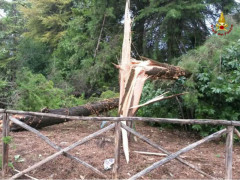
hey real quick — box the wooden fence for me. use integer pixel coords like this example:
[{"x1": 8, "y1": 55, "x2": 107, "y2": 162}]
[{"x1": 1, "y1": 108, "x2": 240, "y2": 179}]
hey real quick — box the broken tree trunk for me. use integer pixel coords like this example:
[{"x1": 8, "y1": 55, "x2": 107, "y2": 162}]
[
  {"x1": 139, "y1": 56, "x2": 191, "y2": 80},
  {"x1": 9, "y1": 98, "x2": 119, "y2": 131},
  {"x1": 118, "y1": 0, "x2": 133, "y2": 164},
  {"x1": 116, "y1": 0, "x2": 191, "y2": 164}
]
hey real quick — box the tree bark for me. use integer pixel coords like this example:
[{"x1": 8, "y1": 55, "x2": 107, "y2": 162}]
[
  {"x1": 139, "y1": 56, "x2": 191, "y2": 80},
  {"x1": 8, "y1": 62, "x2": 190, "y2": 131},
  {"x1": 10, "y1": 98, "x2": 119, "y2": 131}
]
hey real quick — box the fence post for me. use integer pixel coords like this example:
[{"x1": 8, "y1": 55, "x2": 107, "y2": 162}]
[
  {"x1": 2, "y1": 113, "x2": 10, "y2": 177},
  {"x1": 112, "y1": 122, "x2": 121, "y2": 179},
  {"x1": 225, "y1": 126, "x2": 233, "y2": 179}
]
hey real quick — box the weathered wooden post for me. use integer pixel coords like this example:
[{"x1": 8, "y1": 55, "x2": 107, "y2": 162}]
[
  {"x1": 2, "y1": 112, "x2": 10, "y2": 177},
  {"x1": 225, "y1": 126, "x2": 233, "y2": 179},
  {"x1": 113, "y1": 122, "x2": 121, "y2": 179}
]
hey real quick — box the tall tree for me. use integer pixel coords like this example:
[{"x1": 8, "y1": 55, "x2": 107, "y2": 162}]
[
  {"x1": 0, "y1": 0, "x2": 25, "y2": 108},
  {"x1": 20, "y1": 0, "x2": 73, "y2": 48},
  {"x1": 0, "y1": 0, "x2": 24, "y2": 70},
  {"x1": 132, "y1": 0, "x2": 236, "y2": 62},
  {"x1": 52, "y1": 0, "x2": 125, "y2": 94}
]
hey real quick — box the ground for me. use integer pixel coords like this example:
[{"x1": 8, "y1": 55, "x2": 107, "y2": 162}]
[{"x1": 1, "y1": 120, "x2": 240, "y2": 179}]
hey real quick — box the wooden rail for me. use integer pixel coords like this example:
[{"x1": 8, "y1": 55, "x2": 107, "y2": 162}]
[
  {"x1": 9, "y1": 117, "x2": 108, "y2": 179},
  {"x1": 1, "y1": 109, "x2": 240, "y2": 126},
  {"x1": 128, "y1": 128, "x2": 227, "y2": 180},
  {"x1": 1, "y1": 109, "x2": 239, "y2": 179}
]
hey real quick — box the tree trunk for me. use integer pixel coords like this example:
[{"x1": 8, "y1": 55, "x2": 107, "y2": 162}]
[
  {"x1": 8, "y1": 62, "x2": 190, "y2": 131},
  {"x1": 10, "y1": 98, "x2": 119, "y2": 131}
]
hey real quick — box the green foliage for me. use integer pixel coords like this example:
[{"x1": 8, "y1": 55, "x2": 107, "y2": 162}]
[
  {"x1": 14, "y1": 69, "x2": 63, "y2": 111},
  {"x1": 100, "y1": 90, "x2": 119, "y2": 99},
  {"x1": 137, "y1": 78, "x2": 187, "y2": 118},
  {"x1": 86, "y1": 89, "x2": 119, "y2": 103},
  {"x1": 134, "y1": 0, "x2": 231, "y2": 61},
  {"x1": 8, "y1": 162, "x2": 14, "y2": 169},
  {"x1": 20, "y1": 0, "x2": 73, "y2": 48},
  {"x1": 2, "y1": 136, "x2": 12, "y2": 144},
  {"x1": 0, "y1": 0, "x2": 25, "y2": 70},
  {"x1": 0, "y1": 79, "x2": 15, "y2": 108},
  {"x1": 0, "y1": 80, "x2": 7, "y2": 90},
  {"x1": 0, "y1": 155, "x2": 14, "y2": 170},
  {"x1": 176, "y1": 19, "x2": 240, "y2": 135},
  {"x1": 137, "y1": 81, "x2": 165, "y2": 118},
  {"x1": 14, "y1": 69, "x2": 86, "y2": 111},
  {"x1": 137, "y1": 81, "x2": 181, "y2": 128},
  {"x1": 17, "y1": 38, "x2": 51, "y2": 75},
  {"x1": 14, "y1": 155, "x2": 25, "y2": 163},
  {"x1": 52, "y1": 0, "x2": 123, "y2": 93},
  {"x1": 0, "y1": 0, "x2": 26, "y2": 108},
  {"x1": 136, "y1": 18, "x2": 240, "y2": 135}
]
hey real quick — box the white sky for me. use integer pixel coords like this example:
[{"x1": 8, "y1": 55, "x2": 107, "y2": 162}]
[
  {"x1": 0, "y1": 0, "x2": 12, "y2": 18},
  {"x1": 0, "y1": 9, "x2": 5, "y2": 18}
]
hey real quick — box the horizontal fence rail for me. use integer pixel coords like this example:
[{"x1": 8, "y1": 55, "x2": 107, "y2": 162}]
[{"x1": 0, "y1": 108, "x2": 240, "y2": 126}]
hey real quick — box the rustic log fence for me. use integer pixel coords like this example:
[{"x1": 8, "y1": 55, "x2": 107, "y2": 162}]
[{"x1": 1, "y1": 108, "x2": 239, "y2": 179}]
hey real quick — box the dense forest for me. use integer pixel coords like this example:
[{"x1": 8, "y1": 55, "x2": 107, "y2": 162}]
[{"x1": 0, "y1": 0, "x2": 240, "y2": 135}]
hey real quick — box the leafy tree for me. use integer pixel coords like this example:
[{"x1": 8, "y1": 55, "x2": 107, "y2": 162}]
[
  {"x1": 52, "y1": 0, "x2": 124, "y2": 94},
  {"x1": 133, "y1": 0, "x2": 236, "y2": 61},
  {"x1": 13, "y1": 69, "x2": 87, "y2": 111},
  {"x1": 0, "y1": 0, "x2": 25, "y2": 70},
  {"x1": 0, "y1": 0, "x2": 26, "y2": 108},
  {"x1": 20, "y1": 0, "x2": 73, "y2": 48},
  {"x1": 177, "y1": 18, "x2": 240, "y2": 135},
  {"x1": 14, "y1": 69, "x2": 64, "y2": 111},
  {"x1": 17, "y1": 38, "x2": 51, "y2": 76},
  {"x1": 136, "y1": 17, "x2": 240, "y2": 135}
]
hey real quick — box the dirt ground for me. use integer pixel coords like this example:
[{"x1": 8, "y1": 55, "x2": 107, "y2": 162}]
[{"x1": 1, "y1": 120, "x2": 240, "y2": 179}]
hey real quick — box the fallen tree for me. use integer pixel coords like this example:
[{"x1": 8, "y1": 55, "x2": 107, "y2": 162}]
[
  {"x1": 10, "y1": 98, "x2": 119, "y2": 131},
  {"x1": 7, "y1": 62, "x2": 190, "y2": 131}
]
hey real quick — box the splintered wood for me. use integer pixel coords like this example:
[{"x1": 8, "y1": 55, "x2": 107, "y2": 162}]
[
  {"x1": 117, "y1": 0, "x2": 190, "y2": 165},
  {"x1": 118, "y1": 0, "x2": 132, "y2": 164}
]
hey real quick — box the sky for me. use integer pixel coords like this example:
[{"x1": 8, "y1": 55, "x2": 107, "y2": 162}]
[
  {"x1": 0, "y1": 9, "x2": 5, "y2": 18},
  {"x1": 0, "y1": 0, "x2": 11, "y2": 17}
]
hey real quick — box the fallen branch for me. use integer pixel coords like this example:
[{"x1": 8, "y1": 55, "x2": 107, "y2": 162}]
[
  {"x1": 130, "y1": 92, "x2": 187, "y2": 109},
  {"x1": 133, "y1": 151, "x2": 167, "y2": 157},
  {"x1": 12, "y1": 169, "x2": 39, "y2": 180}
]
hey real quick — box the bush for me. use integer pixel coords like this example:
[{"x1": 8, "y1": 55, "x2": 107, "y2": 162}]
[{"x1": 14, "y1": 69, "x2": 86, "y2": 111}]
